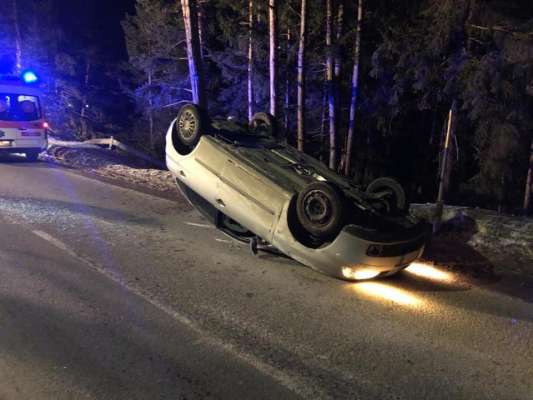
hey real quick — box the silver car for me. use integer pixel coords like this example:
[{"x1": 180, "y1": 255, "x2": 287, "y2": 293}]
[{"x1": 165, "y1": 103, "x2": 429, "y2": 280}]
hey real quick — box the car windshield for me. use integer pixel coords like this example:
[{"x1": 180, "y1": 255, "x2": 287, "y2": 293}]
[{"x1": 0, "y1": 93, "x2": 41, "y2": 121}]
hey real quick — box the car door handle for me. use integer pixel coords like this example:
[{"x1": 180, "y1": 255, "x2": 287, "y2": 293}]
[{"x1": 216, "y1": 198, "x2": 226, "y2": 208}]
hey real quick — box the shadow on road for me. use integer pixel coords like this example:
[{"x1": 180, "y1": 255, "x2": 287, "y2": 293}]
[
  {"x1": 0, "y1": 153, "x2": 58, "y2": 168},
  {"x1": 0, "y1": 245, "x2": 268, "y2": 400}
]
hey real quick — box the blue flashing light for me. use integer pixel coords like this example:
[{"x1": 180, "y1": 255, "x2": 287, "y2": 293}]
[{"x1": 21, "y1": 70, "x2": 39, "y2": 84}]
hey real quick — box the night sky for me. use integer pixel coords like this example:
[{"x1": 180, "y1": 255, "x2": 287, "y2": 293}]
[{"x1": 56, "y1": 0, "x2": 135, "y2": 61}]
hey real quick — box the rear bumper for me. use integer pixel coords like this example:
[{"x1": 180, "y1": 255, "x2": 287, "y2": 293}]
[{"x1": 0, "y1": 139, "x2": 47, "y2": 153}]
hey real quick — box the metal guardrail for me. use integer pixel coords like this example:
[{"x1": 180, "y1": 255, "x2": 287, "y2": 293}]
[{"x1": 48, "y1": 137, "x2": 166, "y2": 169}]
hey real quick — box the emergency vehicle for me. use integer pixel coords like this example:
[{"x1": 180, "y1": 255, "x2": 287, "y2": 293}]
[{"x1": 0, "y1": 71, "x2": 48, "y2": 161}]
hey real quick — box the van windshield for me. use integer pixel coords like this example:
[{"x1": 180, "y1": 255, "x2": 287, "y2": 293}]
[{"x1": 0, "y1": 93, "x2": 41, "y2": 121}]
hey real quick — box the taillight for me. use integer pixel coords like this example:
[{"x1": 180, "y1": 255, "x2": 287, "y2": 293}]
[{"x1": 42, "y1": 121, "x2": 49, "y2": 129}]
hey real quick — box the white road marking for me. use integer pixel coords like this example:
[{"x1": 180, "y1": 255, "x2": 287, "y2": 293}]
[
  {"x1": 215, "y1": 238, "x2": 232, "y2": 243},
  {"x1": 28, "y1": 226, "x2": 326, "y2": 399},
  {"x1": 184, "y1": 222, "x2": 213, "y2": 228}
]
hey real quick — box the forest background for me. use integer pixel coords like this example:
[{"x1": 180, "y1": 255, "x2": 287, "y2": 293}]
[{"x1": 0, "y1": 0, "x2": 532, "y2": 212}]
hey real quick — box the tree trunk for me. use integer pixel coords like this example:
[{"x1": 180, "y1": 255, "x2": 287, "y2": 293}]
[
  {"x1": 326, "y1": 0, "x2": 336, "y2": 169},
  {"x1": 269, "y1": 0, "x2": 278, "y2": 117},
  {"x1": 334, "y1": 3, "x2": 343, "y2": 80},
  {"x1": 197, "y1": 0, "x2": 205, "y2": 62},
  {"x1": 181, "y1": 0, "x2": 207, "y2": 109},
  {"x1": 320, "y1": 75, "x2": 327, "y2": 161},
  {"x1": 344, "y1": 0, "x2": 363, "y2": 176},
  {"x1": 147, "y1": 69, "x2": 155, "y2": 150},
  {"x1": 12, "y1": 0, "x2": 22, "y2": 74},
  {"x1": 334, "y1": 2, "x2": 344, "y2": 172},
  {"x1": 284, "y1": 27, "x2": 291, "y2": 131},
  {"x1": 523, "y1": 136, "x2": 533, "y2": 213},
  {"x1": 247, "y1": 0, "x2": 254, "y2": 123},
  {"x1": 80, "y1": 59, "x2": 92, "y2": 140},
  {"x1": 296, "y1": 0, "x2": 308, "y2": 152}
]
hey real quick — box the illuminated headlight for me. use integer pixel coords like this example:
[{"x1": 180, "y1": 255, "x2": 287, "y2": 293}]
[{"x1": 342, "y1": 267, "x2": 380, "y2": 281}]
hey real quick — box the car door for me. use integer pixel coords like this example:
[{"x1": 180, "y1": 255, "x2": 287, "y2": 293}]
[{"x1": 217, "y1": 155, "x2": 283, "y2": 242}]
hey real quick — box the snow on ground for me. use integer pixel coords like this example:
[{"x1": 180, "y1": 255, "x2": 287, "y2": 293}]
[
  {"x1": 412, "y1": 204, "x2": 533, "y2": 284},
  {"x1": 43, "y1": 144, "x2": 178, "y2": 198}
]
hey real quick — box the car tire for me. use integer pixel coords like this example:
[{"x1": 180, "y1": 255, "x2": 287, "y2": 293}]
[
  {"x1": 25, "y1": 150, "x2": 39, "y2": 162},
  {"x1": 365, "y1": 177, "x2": 408, "y2": 213},
  {"x1": 250, "y1": 112, "x2": 276, "y2": 137},
  {"x1": 175, "y1": 103, "x2": 206, "y2": 148},
  {"x1": 296, "y1": 182, "x2": 344, "y2": 240}
]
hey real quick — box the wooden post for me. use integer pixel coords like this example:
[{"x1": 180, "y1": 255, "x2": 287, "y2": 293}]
[
  {"x1": 296, "y1": 0, "x2": 308, "y2": 152},
  {"x1": 434, "y1": 103, "x2": 455, "y2": 233},
  {"x1": 523, "y1": 137, "x2": 533, "y2": 214}
]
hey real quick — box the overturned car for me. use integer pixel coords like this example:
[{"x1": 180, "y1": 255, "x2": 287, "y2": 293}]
[{"x1": 166, "y1": 103, "x2": 430, "y2": 280}]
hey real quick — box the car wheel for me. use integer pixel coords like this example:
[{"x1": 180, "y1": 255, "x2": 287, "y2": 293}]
[
  {"x1": 296, "y1": 182, "x2": 344, "y2": 240},
  {"x1": 366, "y1": 177, "x2": 408, "y2": 213},
  {"x1": 25, "y1": 150, "x2": 39, "y2": 162},
  {"x1": 175, "y1": 103, "x2": 205, "y2": 148},
  {"x1": 250, "y1": 112, "x2": 276, "y2": 137}
]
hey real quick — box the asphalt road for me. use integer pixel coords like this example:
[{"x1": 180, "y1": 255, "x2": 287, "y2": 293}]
[{"x1": 0, "y1": 157, "x2": 532, "y2": 400}]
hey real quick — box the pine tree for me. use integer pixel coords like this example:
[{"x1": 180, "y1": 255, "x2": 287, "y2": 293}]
[{"x1": 123, "y1": 0, "x2": 186, "y2": 149}]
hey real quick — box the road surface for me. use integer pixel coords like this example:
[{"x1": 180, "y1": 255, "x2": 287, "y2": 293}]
[{"x1": 0, "y1": 157, "x2": 532, "y2": 399}]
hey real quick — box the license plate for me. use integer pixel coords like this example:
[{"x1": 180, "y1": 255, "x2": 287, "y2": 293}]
[{"x1": 0, "y1": 140, "x2": 12, "y2": 148}]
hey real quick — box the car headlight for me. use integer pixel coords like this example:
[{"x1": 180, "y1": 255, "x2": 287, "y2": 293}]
[{"x1": 342, "y1": 267, "x2": 380, "y2": 281}]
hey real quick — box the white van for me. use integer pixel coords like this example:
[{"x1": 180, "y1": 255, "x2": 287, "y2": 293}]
[{"x1": 0, "y1": 77, "x2": 48, "y2": 161}]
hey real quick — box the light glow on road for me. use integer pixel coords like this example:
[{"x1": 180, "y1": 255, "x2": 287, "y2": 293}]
[
  {"x1": 354, "y1": 282, "x2": 421, "y2": 307},
  {"x1": 406, "y1": 262, "x2": 454, "y2": 282}
]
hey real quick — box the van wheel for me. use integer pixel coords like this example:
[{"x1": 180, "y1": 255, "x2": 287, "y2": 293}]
[{"x1": 25, "y1": 151, "x2": 39, "y2": 162}]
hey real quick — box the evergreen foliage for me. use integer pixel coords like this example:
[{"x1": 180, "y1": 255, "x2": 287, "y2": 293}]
[{"x1": 1, "y1": 0, "x2": 531, "y2": 211}]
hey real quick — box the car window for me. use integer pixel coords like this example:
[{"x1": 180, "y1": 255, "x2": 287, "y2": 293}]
[{"x1": 0, "y1": 93, "x2": 41, "y2": 121}]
